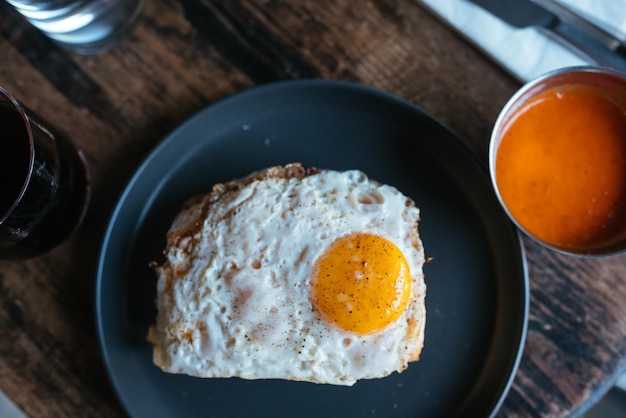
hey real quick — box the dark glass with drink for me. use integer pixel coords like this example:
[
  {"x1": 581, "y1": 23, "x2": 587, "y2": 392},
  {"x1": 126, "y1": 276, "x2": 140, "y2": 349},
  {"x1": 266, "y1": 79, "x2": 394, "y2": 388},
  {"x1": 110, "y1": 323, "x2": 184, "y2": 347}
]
[{"x1": 0, "y1": 87, "x2": 90, "y2": 259}]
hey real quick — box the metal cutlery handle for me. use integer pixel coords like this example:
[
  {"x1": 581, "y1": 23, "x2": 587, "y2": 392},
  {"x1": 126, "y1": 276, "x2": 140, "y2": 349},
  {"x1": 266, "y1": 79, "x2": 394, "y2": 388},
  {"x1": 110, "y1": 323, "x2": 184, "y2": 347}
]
[
  {"x1": 529, "y1": 0, "x2": 626, "y2": 72},
  {"x1": 530, "y1": 0, "x2": 626, "y2": 53}
]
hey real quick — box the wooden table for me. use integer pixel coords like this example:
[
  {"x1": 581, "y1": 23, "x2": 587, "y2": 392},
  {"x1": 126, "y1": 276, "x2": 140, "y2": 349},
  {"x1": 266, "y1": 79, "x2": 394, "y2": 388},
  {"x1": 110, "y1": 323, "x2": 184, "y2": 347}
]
[{"x1": 1, "y1": 1, "x2": 626, "y2": 416}]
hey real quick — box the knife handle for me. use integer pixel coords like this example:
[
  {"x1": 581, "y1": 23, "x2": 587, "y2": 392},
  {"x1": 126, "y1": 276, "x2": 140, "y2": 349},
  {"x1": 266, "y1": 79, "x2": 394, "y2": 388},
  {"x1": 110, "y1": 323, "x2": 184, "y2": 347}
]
[
  {"x1": 545, "y1": 22, "x2": 626, "y2": 74},
  {"x1": 531, "y1": 0, "x2": 626, "y2": 54}
]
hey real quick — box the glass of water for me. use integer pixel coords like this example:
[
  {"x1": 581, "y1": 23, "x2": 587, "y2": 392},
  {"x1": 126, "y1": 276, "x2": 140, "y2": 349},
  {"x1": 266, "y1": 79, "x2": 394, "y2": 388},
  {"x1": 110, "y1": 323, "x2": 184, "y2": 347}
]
[{"x1": 5, "y1": 0, "x2": 144, "y2": 53}]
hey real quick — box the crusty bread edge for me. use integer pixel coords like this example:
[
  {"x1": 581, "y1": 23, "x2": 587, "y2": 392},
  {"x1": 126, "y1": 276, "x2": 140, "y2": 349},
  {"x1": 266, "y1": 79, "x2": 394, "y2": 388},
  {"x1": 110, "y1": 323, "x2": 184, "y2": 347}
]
[{"x1": 409, "y1": 305, "x2": 426, "y2": 362}]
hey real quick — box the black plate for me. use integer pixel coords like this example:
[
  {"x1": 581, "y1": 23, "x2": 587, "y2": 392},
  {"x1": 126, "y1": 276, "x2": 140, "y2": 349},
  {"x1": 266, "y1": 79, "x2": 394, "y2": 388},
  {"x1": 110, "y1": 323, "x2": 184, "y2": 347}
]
[{"x1": 96, "y1": 80, "x2": 528, "y2": 418}]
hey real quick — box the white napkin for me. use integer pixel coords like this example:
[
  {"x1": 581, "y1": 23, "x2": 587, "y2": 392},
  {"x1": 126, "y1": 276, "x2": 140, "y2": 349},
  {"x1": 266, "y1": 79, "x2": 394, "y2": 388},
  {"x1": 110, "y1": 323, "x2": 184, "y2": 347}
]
[
  {"x1": 0, "y1": 391, "x2": 26, "y2": 418},
  {"x1": 420, "y1": 0, "x2": 626, "y2": 82}
]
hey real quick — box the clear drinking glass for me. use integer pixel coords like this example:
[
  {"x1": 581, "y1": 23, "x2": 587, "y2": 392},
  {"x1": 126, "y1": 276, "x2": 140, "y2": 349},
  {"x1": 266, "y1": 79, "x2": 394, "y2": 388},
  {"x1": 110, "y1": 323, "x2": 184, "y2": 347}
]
[
  {"x1": 0, "y1": 87, "x2": 91, "y2": 259},
  {"x1": 5, "y1": 0, "x2": 144, "y2": 53}
]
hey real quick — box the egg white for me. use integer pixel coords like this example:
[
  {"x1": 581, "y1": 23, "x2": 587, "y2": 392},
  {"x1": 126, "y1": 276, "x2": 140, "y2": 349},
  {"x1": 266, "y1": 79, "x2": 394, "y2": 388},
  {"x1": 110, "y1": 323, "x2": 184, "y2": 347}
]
[{"x1": 150, "y1": 168, "x2": 425, "y2": 385}]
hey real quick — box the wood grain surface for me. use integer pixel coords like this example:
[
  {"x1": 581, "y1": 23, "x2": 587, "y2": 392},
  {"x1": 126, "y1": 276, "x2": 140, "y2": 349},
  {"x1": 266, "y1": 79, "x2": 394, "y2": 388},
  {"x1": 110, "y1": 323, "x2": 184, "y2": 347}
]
[{"x1": 1, "y1": 0, "x2": 626, "y2": 417}]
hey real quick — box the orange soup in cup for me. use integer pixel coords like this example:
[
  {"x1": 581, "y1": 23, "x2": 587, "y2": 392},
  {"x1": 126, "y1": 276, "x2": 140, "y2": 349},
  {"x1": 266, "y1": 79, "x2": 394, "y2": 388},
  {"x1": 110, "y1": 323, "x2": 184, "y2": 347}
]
[{"x1": 490, "y1": 67, "x2": 626, "y2": 256}]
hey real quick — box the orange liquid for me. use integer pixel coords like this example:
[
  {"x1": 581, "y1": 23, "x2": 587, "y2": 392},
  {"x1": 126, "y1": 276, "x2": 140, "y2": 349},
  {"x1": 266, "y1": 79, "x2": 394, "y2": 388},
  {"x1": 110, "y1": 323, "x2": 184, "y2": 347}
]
[{"x1": 495, "y1": 85, "x2": 626, "y2": 250}]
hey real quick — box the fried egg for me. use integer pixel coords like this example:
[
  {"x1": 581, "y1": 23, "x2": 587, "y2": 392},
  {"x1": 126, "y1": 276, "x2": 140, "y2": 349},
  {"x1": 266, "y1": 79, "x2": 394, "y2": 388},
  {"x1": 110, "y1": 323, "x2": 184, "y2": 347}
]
[{"x1": 148, "y1": 164, "x2": 426, "y2": 386}]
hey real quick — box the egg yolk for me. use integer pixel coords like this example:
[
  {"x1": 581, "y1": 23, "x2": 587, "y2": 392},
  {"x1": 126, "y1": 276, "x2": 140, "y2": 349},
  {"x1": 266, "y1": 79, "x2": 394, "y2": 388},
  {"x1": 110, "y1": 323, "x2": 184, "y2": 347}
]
[{"x1": 311, "y1": 233, "x2": 412, "y2": 335}]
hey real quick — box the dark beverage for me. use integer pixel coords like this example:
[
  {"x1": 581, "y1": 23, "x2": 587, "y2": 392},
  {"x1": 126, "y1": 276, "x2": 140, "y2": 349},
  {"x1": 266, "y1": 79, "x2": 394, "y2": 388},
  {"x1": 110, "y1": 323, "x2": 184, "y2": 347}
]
[
  {"x1": 0, "y1": 104, "x2": 31, "y2": 217},
  {"x1": 0, "y1": 92, "x2": 90, "y2": 259}
]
